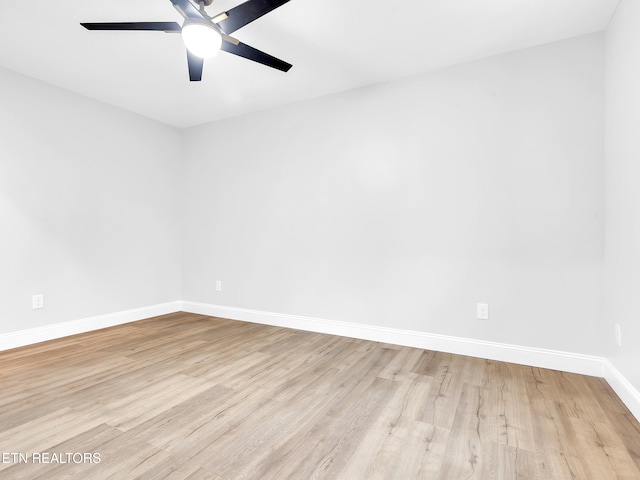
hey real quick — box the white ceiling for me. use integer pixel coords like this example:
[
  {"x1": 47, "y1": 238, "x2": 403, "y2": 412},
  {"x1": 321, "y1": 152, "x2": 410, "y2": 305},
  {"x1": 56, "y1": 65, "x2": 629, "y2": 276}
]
[{"x1": 0, "y1": 0, "x2": 619, "y2": 128}]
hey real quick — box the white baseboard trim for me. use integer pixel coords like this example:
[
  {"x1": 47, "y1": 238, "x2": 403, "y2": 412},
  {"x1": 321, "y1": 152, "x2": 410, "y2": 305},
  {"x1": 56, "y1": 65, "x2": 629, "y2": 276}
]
[
  {"x1": 0, "y1": 301, "x2": 183, "y2": 352},
  {"x1": 602, "y1": 360, "x2": 640, "y2": 422},
  {"x1": 182, "y1": 301, "x2": 606, "y2": 377}
]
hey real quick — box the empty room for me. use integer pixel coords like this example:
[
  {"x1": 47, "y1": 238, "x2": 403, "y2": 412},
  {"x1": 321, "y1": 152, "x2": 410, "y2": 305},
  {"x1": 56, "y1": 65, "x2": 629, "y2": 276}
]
[{"x1": 1, "y1": 0, "x2": 640, "y2": 478}]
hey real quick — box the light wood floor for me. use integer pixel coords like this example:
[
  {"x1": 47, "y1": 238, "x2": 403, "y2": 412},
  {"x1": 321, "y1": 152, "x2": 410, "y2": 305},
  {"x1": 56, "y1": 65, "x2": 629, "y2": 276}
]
[{"x1": 1, "y1": 312, "x2": 639, "y2": 479}]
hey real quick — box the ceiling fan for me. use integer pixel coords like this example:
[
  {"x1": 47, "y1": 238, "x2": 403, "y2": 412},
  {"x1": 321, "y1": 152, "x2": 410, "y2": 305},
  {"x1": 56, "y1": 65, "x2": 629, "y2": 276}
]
[{"x1": 81, "y1": 0, "x2": 293, "y2": 81}]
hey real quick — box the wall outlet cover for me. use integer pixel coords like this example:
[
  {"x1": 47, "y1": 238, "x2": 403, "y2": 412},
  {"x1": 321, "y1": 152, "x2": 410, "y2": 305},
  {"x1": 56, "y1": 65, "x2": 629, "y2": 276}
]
[
  {"x1": 32, "y1": 294, "x2": 44, "y2": 310},
  {"x1": 477, "y1": 303, "x2": 489, "y2": 320},
  {"x1": 615, "y1": 324, "x2": 622, "y2": 347}
]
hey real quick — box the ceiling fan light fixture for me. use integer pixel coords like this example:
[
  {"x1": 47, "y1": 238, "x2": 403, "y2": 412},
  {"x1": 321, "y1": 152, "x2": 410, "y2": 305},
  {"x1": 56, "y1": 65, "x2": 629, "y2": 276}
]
[{"x1": 181, "y1": 21, "x2": 222, "y2": 58}]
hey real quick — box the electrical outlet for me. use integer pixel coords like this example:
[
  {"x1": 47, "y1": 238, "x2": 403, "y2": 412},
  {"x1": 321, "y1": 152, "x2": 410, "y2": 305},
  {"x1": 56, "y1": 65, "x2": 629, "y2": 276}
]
[
  {"x1": 32, "y1": 294, "x2": 44, "y2": 310},
  {"x1": 216, "y1": 280, "x2": 222, "y2": 292},
  {"x1": 477, "y1": 303, "x2": 489, "y2": 320},
  {"x1": 615, "y1": 324, "x2": 622, "y2": 347}
]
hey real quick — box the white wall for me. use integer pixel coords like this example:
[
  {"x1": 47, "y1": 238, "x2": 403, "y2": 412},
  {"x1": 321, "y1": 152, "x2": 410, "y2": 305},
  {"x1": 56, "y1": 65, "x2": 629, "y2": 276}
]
[
  {"x1": 0, "y1": 67, "x2": 182, "y2": 334},
  {"x1": 182, "y1": 34, "x2": 605, "y2": 355},
  {"x1": 0, "y1": 31, "x2": 609, "y2": 366},
  {"x1": 605, "y1": 1, "x2": 640, "y2": 390}
]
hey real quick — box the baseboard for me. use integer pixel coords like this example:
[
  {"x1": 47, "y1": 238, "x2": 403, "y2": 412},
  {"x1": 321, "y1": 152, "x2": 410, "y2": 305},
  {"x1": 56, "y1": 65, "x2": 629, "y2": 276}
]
[
  {"x1": 182, "y1": 301, "x2": 606, "y2": 378},
  {"x1": 0, "y1": 301, "x2": 183, "y2": 352},
  {"x1": 602, "y1": 360, "x2": 640, "y2": 422}
]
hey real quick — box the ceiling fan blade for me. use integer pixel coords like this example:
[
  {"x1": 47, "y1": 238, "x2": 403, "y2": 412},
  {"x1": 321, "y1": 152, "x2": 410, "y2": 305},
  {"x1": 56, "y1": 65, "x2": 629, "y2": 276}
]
[
  {"x1": 81, "y1": 22, "x2": 182, "y2": 32},
  {"x1": 187, "y1": 50, "x2": 204, "y2": 81},
  {"x1": 220, "y1": 37, "x2": 292, "y2": 72},
  {"x1": 170, "y1": 0, "x2": 205, "y2": 20},
  {"x1": 214, "y1": 0, "x2": 291, "y2": 34}
]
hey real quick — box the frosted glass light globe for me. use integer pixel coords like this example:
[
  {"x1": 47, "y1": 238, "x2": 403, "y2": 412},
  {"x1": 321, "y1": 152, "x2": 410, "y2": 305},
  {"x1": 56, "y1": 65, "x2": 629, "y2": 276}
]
[{"x1": 182, "y1": 21, "x2": 222, "y2": 58}]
